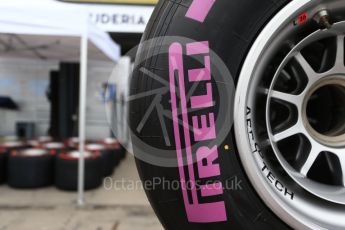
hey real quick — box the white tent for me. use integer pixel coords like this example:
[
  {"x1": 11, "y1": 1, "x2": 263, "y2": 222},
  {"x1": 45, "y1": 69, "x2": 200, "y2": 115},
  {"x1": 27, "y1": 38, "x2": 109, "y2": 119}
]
[
  {"x1": 0, "y1": 0, "x2": 121, "y2": 206},
  {"x1": 0, "y1": 0, "x2": 120, "y2": 61}
]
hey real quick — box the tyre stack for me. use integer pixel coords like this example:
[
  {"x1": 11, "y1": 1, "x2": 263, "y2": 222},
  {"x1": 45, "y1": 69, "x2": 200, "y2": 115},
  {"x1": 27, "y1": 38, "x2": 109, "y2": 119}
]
[
  {"x1": 64, "y1": 137, "x2": 89, "y2": 149},
  {"x1": 86, "y1": 144, "x2": 114, "y2": 176},
  {"x1": 0, "y1": 141, "x2": 27, "y2": 184},
  {"x1": 99, "y1": 138, "x2": 126, "y2": 166},
  {"x1": 7, "y1": 148, "x2": 54, "y2": 188},
  {"x1": 43, "y1": 142, "x2": 67, "y2": 156},
  {"x1": 27, "y1": 136, "x2": 53, "y2": 148},
  {"x1": 55, "y1": 150, "x2": 103, "y2": 191},
  {"x1": 0, "y1": 137, "x2": 124, "y2": 191},
  {"x1": 37, "y1": 136, "x2": 53, "y2": 145},
  {"x1": 0, "y1": 148, "x2": 7, "y2": 184}
]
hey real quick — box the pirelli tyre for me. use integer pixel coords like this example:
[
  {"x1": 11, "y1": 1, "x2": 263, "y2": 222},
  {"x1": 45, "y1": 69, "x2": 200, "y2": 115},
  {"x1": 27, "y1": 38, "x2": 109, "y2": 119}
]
[
  {"x1": 119, "y1": 144, "x2": 127, "y2": 160},
  {"x1": 0, "y1": 141, "x2": 28, "y2": 184},
  {"x1": 7, "y1": 149, "x2": 54, "y2": 188},
  {"x1": 43, "y1": 142, "x2": 67, "y2": 156},
  {"x1": 0, "y1": 148, "x2": 6, "y2": 184},
  {"x1": 129, "y1": 0, "x2": 345, "y2": 229},
  {"x1": 64, "y1": 137, "x2": 91, "y2": 149},
  {"x1": 55, "y1": 151, "x2": 103, "y2": 191},
  {"x1": 99, "y1": 138, "x2": 123, "y2": 167},
  {"x1": 86, "y1": 143, "x2": 115, "y2": 176}
]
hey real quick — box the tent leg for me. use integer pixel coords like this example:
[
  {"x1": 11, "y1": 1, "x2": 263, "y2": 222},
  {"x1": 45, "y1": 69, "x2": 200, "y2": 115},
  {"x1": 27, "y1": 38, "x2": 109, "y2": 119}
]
[{"x1": 77, "y1": 32, "x2": 88, "y2": 207}]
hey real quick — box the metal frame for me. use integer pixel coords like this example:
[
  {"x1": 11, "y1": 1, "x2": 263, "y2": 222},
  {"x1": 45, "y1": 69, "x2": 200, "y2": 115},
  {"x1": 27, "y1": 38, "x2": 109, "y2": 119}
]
[{"x1": 77, "y1": 26, "x2": 89, "y2": 206}]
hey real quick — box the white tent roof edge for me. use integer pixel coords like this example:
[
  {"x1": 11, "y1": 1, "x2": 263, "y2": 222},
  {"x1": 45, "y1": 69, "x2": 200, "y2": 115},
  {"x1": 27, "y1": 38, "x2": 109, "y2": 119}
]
[{"x1": 0, "y1": 0, "x2": 120, "y2": 62}]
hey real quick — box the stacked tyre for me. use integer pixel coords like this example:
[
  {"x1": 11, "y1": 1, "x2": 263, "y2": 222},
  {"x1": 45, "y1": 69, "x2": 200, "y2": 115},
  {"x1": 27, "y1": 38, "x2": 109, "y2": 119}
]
[
  {"x1": 0, "y1": 137, "x2": 124, "y2": 191},
  {"x1": 86, "y1": 144, "x2": 114, "y2": 176},
  {"x1": 7, "y1": 148, "x2": 54, "y2": 188},
  {"x1": 64, "y1": 137, "x2": 91, "y2": 149},
  {"x1": 0, "y1": 141, "x2": 27, "y2": 184},
  {"x1": 43, "y1": 142, "x2": 67, "y2": 156},
  {"x1": 55, "y1": 150, "x2": 103, "y2": 191},
  {"x1": 99, "y1": 138, "x2": 125, "y2": 166},
  {"x1": 0, "y1": 148, "x2": 7, "y2": 184}
]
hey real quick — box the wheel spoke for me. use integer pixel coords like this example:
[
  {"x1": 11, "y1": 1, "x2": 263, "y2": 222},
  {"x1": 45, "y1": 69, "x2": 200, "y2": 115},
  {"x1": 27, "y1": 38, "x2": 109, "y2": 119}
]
[
  {"x1": 335, "y1": 35, "x2": 345, "y2": 68},
  {"x1": 270, "y1": 90, "x2": 299, "y2": 105},
  {"x1": 273, "y1": 123, "x2": 300, "y2": 142},
  {"x1": 281, "y1": 69, "x2": 292, "y2": 81},
  {"x1": 337, "y1": 156, "x2": 345, "y2": 187},
  {"x1": 294, "y1": 52, "x2": 317, "y2": 81},
  {"x1": 300, "y1": 148, "x2": 320, "y2": 176}
]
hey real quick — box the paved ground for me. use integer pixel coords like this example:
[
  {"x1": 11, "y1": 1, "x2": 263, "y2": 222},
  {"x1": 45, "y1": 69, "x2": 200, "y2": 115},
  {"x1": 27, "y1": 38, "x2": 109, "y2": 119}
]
[{"x1": 0, "y1": 155, "x2": 163, "y2": 230}]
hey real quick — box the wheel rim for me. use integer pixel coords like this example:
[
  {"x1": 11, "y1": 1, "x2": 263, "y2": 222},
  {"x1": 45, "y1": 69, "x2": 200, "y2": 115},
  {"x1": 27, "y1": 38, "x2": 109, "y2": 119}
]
[
  {"x1": 267, "y1": 21, "x2": 345, "y2": 204},
  {"x1": 235, "y1": 0, "x2": 345, "y2": 229}
]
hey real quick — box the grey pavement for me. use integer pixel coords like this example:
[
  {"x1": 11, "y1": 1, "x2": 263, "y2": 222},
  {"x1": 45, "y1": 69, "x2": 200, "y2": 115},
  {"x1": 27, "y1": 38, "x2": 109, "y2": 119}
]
[{"x1": 0, "y1": 155, "x2": 163, "y2": 230}]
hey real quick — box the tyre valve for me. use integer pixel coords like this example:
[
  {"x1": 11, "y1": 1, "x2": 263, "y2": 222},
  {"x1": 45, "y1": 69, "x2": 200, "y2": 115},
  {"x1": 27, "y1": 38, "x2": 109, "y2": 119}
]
[{"x1": 314, "y1": 9, "x2": 332, "y2": 29}]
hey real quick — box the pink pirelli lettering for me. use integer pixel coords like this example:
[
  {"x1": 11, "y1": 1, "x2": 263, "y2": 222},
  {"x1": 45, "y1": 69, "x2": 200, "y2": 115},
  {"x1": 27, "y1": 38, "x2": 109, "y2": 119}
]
[
  {"x1": 185, "y1": 0, "x2": 216, "y2": 23},
  {"x1": 169, "y1": 41, "x2": 227, "y2": 223},
  {"x1": 192, "y1": 113, "x2": 216, "y2": 141},
  {"x1": 186, "y1": 41, "x2": 210, "y2": 55},
  {"x1": 196, "y1": 145, "x2": 220, "y2": 178},
  {"x1": 188, "y1": 56, "x2": 211, "y2": 82},
  {"x1": 201, "y1": 182, "x2": 223, "y2": 197},
  {"x1": 190, "y1": 83, "x2": 213, "y2": 109}
]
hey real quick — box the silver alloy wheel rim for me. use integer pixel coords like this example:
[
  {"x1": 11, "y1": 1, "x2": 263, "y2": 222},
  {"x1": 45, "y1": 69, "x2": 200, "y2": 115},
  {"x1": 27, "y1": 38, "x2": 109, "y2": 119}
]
[
  {"x1": 235, "y1": 0, "x2": 345, "y2": 229},
  {"x1": 267, "y1": 21, "x2": 345, "y2": 205}
]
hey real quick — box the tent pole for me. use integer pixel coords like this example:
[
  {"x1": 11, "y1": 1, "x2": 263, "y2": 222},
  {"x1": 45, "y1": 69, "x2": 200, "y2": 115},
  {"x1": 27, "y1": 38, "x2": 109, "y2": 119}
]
[{"x1": 77, "y1": 30, "x2": 88, "y2": 207}]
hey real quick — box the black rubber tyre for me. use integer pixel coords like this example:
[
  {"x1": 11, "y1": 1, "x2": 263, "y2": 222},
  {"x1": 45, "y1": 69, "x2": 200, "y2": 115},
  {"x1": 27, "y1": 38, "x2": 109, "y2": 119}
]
[
  {"x1": 55, "y1": 151, "x2": 103, "y2": 191},
  {"x1": 0, "y1": 148, "x2": 6, "y2": 184},
  {"x1": 86, "y1": 144, "x2": 115, "y2": 176},
  {"x1": 102, "y1": 149, "x2": 116, "y2": 176},
  {"x1": 99, "y1": 139, "x2": 123, "y2": 167},
  {"x1": 7, "y1": 149, "x2": 54, "y2": 188},
  {"x1": 129, "y1": 0, "x2": 292, "y2": 229},
  {"x1": 0, "y1": 142, "x2": 28, "y2": 184},
  {"x1": 118, "y1": 145, "x2": 126, "y2": 161}
]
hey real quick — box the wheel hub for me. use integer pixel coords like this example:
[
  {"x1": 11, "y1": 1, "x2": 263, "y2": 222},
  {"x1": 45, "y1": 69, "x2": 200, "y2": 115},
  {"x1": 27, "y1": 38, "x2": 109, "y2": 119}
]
[{"x1": 304, "y1": 78, "x2": 345, "y2": 147}]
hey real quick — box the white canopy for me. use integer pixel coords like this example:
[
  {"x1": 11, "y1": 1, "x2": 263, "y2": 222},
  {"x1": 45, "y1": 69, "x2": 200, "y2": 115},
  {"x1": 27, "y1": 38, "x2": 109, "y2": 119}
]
[
  {"x1": 0, "y1": 0, "x2": 120, "y2": 61},
  {"x1": 0, "y1": 0, "x2": 121, "y2": 205}
]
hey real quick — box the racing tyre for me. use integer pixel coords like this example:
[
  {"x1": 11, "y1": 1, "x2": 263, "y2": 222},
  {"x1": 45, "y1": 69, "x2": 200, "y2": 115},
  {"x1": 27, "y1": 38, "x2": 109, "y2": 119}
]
[
  {"x1": 0, "y1": 141, "x2": 29, "y2": 184},
  {"x1": 129, "y1": 0, "x2": 345, "y2": 229},
  {"x1": 55, "y1": 151, "x2": 103, "y2": 191},
  {"x1": 99, "y1": 138, "x2": 124, "y2": 167},
  {"x1": 7, "y1": 149, "x2": 54, "y2": 188},
  {"x1": 0, "y1": 148, "x2": 6, "y2": 184},
  {"x1": 43, "y1": 142, "x2": 68, "y2": 156},
  {"x1": 86, "y1": 143, "x2": 115, "y2": 176},
  {"x1": 119, "y1": 144, "x2": 126, "y2": 161}
]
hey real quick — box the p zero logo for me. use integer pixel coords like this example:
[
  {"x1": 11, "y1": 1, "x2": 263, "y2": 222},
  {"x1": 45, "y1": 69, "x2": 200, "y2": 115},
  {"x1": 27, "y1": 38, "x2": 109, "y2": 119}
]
[{"x1": 168, "y1": 41, "x2": 227, "y2": 223}]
